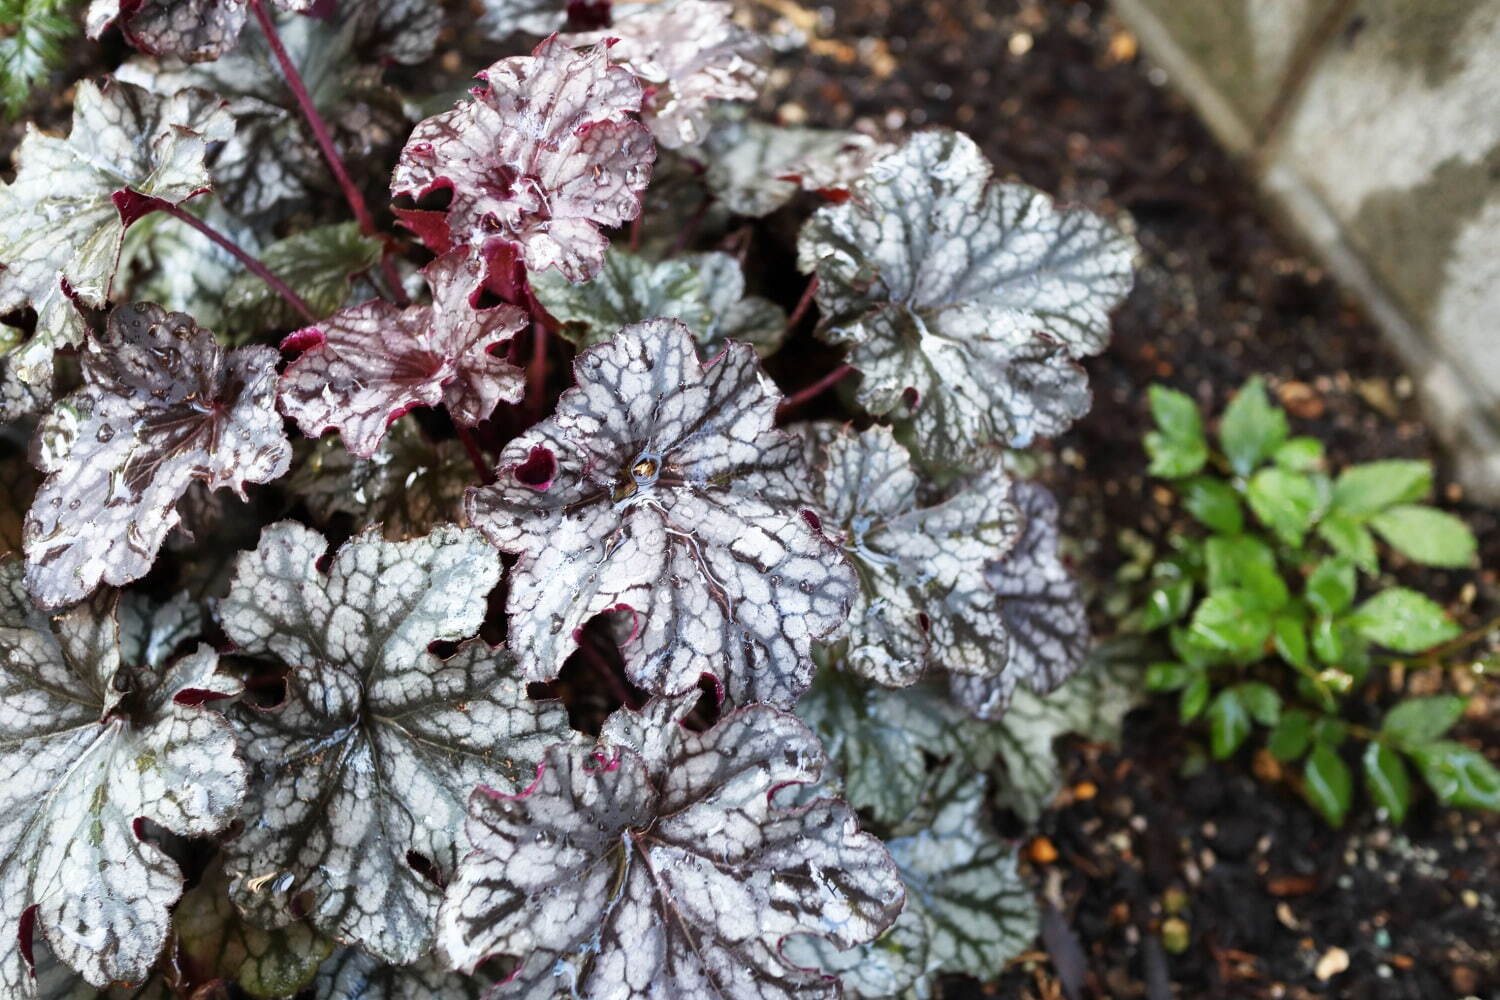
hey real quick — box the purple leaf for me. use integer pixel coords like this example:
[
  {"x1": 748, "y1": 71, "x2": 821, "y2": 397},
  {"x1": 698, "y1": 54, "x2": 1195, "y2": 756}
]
[
  {"x1": 391, "y1": 35, "x2": 655, "y2": 286},
  {"x1": 465, "y1": 318, "x2": 856, "y2": 707},
  {"x1": 437, "y1": 702, "x2": 905, "y2": 997},
  {"x1": 22, "y1": 303, "x2": 291, "y2": 609},
  {"x1": 563, "y1": 0, "x2": 769, "y2": 149},
  {"x1": 278, "y1": 251, "x2": 527, "y2": 458},
  {"x1": 950, "y1": 481, "x2": 1092, "y2": 718}
]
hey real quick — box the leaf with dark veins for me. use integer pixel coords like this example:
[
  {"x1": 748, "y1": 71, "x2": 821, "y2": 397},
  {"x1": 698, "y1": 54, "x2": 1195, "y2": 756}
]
[
  {"x1": 312, "y1": 948, "x2": 496, "y2": 1000},
  {"x1": 563, "y1": 0, "x2": 768, "y2": 149},
  {"x1": 437, "y1": 703, "x2": 905, "y2": 998},
  {"x1": 949, "y1": 481, "x2": 1092, "y2": 719},
  {"x1": 223, "y1": 222, "x2": 383, "y2": 337},
  {"x1": 465, "y1": 318, "x2": 855, "y2": 708},
  {"x1": 797, "y1": 129, "x2": 1136, "y2": 466},
  {"x1": 475, "y1": 0, "x2": 565, "y2": 41},
  {"x1": 279, "y1": 251, "x2": 526, "y2": 458},
  {"x1": 218, "y1": 521, "x2": 575, "y2": 964},
  {"x1": 531, "y1": 248, "x2": 785, "y2": 356},
  {"x1": 22, "y1": 303, "x2": 291, "y2": 609},
  {"x1": 0, "y1": 555, "x2": 246, "y2": 997},
  {"x1": 805, "y1": 424, "x2": 1022, "y2": 687},
  {"x1": 114, "y1": 6, "x2": 412, "y2": 223},
  {"x1": 289, "y1": 423, "x2": 474, "y2": 541},
  {"x1": 789, "y1": 766, "x2": 1035, "y2": 992},
  {"x1": 85, "y1": 0, "x2": 321, "y2": 62},
  {"x1": 391, "y1": 35, "x2": 654, "y2": 285},
  {"x1": 703, "y1": 116, "x2": 892, "y2": 218},
  {"x1": 0, "y1": 79, "x2": 231, "y2": 386}
]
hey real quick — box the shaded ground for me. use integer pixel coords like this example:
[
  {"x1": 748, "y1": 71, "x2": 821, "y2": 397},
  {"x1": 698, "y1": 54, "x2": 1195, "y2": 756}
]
[{"x1": 767, "y1": 0, "x2": 1499, "y2": 997}]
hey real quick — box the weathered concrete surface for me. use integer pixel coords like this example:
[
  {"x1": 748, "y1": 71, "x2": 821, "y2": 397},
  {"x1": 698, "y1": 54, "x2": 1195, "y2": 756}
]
[{"x1": 1112, "y1": 0, "x2": 1500, "y2": 500}]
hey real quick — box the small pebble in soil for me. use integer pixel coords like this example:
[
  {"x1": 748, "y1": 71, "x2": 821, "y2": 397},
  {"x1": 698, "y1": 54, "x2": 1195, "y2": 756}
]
[{"x1": 1315, "y1": 945, "x2": 1350, "y2": 981}]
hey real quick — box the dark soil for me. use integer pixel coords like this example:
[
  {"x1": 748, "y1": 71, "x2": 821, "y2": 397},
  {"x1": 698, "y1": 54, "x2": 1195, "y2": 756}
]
[{"x1": 768, "y1": 0, "x2": 1500, "y2": 997}]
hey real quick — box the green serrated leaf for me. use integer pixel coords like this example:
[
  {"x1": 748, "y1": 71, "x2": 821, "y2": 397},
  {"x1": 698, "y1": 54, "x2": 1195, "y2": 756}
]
[
  {"x1": 1145, "y1": 385, "x2": 1208, "y2": 478},
  {"x1": 1303, "y1": 743, "x2": 1352, "y2": 826},
  {"x1": 1269, "y1": 708, "x2": 1313, "y2": 762},
  {"x1": 1273, "y1": 436, "x2": 1324, "y2": 472},
  {"x1": 1331, "y1": 459, "x2": 1432, "y2": 516},
  {"x1": 1311, "y1": 617, "x2": 1344, "y2": 665},
  {"x1": 1236, "y1": 681, "x2": 1281, "y2": 726},
  {"x1": 1141, "y1": 576, "x2": 1194, "y2": 631},
  {"x1": 1349, "y1": 588, "x2": 1461, "y2": 653},
  {"x1": 1145, "y1": 661, "x2": 1193, "y2": 691},
  {"x1": 1180, "y1": 670, "x2": 1210, "y2": 721},
  {"x1": 1188, "y1": 588, "x2": 1274, "y2": 660},
  {"x1": 1369, "y1": 504, "x2": 1477, "y2": 568},
  {"x1": 1362, "y1": 742, "x2": 1411, "y2": 824},
  {"x1": 1180, "y1": 476, "x2": 1243, "y2": 533},
  {"x1": 1219, "y1": 377, "x2": 1288, "y2": 477},
  {"x1": 1272, "y1": 613, "x2": 1310, "y2": 669},
  {"x1": 0, "y1": 0, "x2": 80, "y2": 118},
  {"x1": 1208, "y1": 688, "x2": 1251, "y2": 759},
  {"x1": 1205, "y1": 534, "x2": 1289, "y2": 611},
  {"x1": 1247, "y1": 467, "x2": 1321, "y2": 547},
  {"x1": 1317, "y1": 511, "x2": 1378, "y2": 573},
  {"x1": 1409, "y1": 741, "x2": 1500, "y2": 811},
  {"x1": 1305, "y1": 557, "x2": 1356, "y2": 618},
  {"x1": 1381, "y1": 695, "x2": 1467, "y2": 749}
]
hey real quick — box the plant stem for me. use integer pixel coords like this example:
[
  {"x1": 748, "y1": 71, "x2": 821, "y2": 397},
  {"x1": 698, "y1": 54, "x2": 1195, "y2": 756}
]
[
  {"x1": 527, "y1": 321, "x2": 549, "y2": 420},
  {"x1": 785, "y1": 275, "x2": 819, "y2": 334},
  {"x1": 153, "y1": 200, "x2": 314, "y2": 323},
  {"x1": 455, "y1": 425, "x2": 493, "y2": 484},
  {"x1": 777, "y1": 363, "x2": 855, "y2": 419},
  {"x1": 248, "y1": 0, "x2": 409, "y2": 306}
]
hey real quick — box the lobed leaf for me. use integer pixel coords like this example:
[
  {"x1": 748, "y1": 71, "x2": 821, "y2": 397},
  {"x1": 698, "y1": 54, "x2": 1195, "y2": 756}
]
[
  {"x1": 391, "y1": 36, "x2": 654, "y2": 286},
  {"x1": 531, "y1": 247, "x2": 786, "y2": 356},
  {"x1": 475, "y1": 0, "x2": 565, "y2": 41},
  {"x1": 466, "y1": 319, "x2": 855, "y2": 707},
  {"x1": 797, "y1": 129, "x2": 1136, "y2": 467},
  {"x1": 279, "y1": 250, "x2": 527, "y2": 458},
  {"x1": 437, "y1": 703, "x2": 905, "y2": 998},
  {"x1": 950, "y1": 481, "x2": 1092, "y2": 718},
  {"x1": 0, "y1": 558, "x2": 246, "y2": 995},
  {"x1": 23, "y1": 303, "x2": 291, "y2": 608},
  {"x1": 703, "y1": 115, "x2": 892, "y2": 217},
  {"x1": 0, "y1": 79, "x2": 231, "y2": 385},
  {"x1": 311, "y1": 948, "x2": 496, "y2": 1000},
  {"x1": 223, "y1": 221, "x2": 384, "y2": 336},
  {"x1": 564, "y1": 0, "x2": 768, "y2": 149},
  {"x1": 289, "y1": 423, "x2": 474, "y2": 541},
  {"x1": 218, "y1": 521, "x2": 575, "y2": 963},
  {"x1": 803, "y1": 423, "x2": 1022, "y2": 687}
]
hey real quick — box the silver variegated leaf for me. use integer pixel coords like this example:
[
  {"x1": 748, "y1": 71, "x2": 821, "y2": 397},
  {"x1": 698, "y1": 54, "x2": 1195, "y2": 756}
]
[
  {"x1": 989, "y1": 641, "x2": 1141, "y2": 821},
  {"x1": 797, "y1": 129, "x2": 1136, "y2": 465},
  {"x1": 23, "y1": 303, "x2": 291, "y2": 609},
  {"x1": 31, "y1": 937, "x2": 172, "y2": 1000},
  {"x1": 223, "y1": 221, "x2": 383, "y2": 337},
  {"x1": 84, "y1": 0, "x2": 319, "y2": 63},
  {"x1": 278, "y1": 251, "x2": 526, "y2": 458},
  {"x1": 0, "y1": 80, "x2": 232, "y2": 386},
  {"x1": 0, "y1": 556, "x2": 246, "y2": 996},
  {"x1": 465, "y1": 318, "x2": 855, "y2": 707},
  {"x1": 805, "y1": 423, "x2": 1022, "y2": 687},
  {"x1": 949, "y1": 481, "x2": 1091, "y2": 718},
  {"x1": 313, "y1": 947, "x2": 496, "y2": 1000},
  {"x1": 564, "y1": 0, "x2": 768, "y2": 149},
  {"x1": 115, "y1": 7, "x2": 410, "y2": 222},
  {"x1": 703, "y1": 116, "x2": 891, "y2": 217},
  {"x1": 177, "y1": 857, "x2": 333, "y2": 999},
  {"x1": 475, "y1": 0, "x2": 564, "y2": 41},
  {"x1": 437, "y1": 703, "x2": 905, "y2": 998},
  {"x1": 794, "y1": 766, "x2": 1036, "y2": 993},
  {"x1": 685, "y1": 251, "x2": 787, "y2": 354},
  {"x1": 218, "y1": 522, "x2": 575, "y2": 964},
  {"x1": 289, "y1": 423, "x2": 473, "y2": 541},
  {"x1": 1, "y1": 345, "x2": 51, "y2": 424},
  {"x1": 531, "y1": 248, "x2": 784, "y2": 356},
  {"x1": 779, "y1": 898, "x2": 929, "y2": 999},
  {"x1": 119, "y1": 202, "x2": 261, "y2": 333},
  {"x1": 392, "y1": 36, "x2": 654, "y2": 286}
]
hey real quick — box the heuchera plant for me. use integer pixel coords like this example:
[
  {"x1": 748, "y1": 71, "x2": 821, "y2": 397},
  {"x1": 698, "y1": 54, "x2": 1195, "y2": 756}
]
[
  {"x1": 1136, "y1": 377, "x2": 1497, "y2": 826},
  {"x1": 0, "y1": 2, "x2": 1139, "y2": 997}
]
